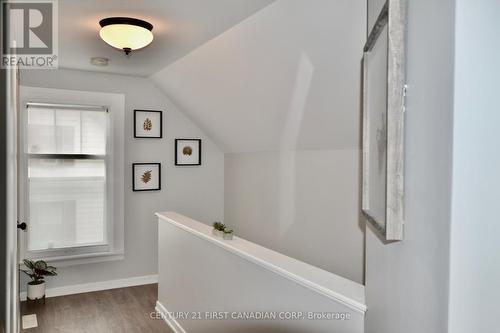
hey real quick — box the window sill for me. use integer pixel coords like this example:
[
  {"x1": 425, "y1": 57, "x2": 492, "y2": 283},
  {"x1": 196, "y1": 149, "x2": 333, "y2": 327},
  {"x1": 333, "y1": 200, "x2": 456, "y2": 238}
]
[{"x1": 20, "y1": 250, "x2": 124, "y2": 268}]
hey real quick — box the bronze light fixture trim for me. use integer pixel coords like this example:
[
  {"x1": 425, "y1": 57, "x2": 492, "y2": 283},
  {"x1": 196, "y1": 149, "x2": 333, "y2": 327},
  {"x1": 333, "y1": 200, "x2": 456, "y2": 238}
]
[{"x1": 99, "y1": 17, "x2": 154, "y2": 55}]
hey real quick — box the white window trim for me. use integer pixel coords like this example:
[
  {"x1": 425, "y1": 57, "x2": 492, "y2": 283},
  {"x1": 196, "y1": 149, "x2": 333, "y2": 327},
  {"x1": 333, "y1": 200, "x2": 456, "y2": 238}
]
[{"x1": 19, "y1": 86, "x2": 125, "y2": 266}]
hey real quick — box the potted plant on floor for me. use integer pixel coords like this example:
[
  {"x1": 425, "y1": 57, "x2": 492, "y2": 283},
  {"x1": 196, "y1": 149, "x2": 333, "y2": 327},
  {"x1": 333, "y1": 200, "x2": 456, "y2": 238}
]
[{"x1": 22, "y1": 259, "x2": 57, "y2": 300}]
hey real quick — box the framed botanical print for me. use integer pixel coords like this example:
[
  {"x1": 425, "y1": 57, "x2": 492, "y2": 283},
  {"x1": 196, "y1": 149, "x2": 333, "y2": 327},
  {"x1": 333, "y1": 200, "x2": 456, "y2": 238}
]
[
  {"x1": 362, "y1": 0, "x2": 407, "y2": 241},
  {"x1": 175, "y1": 139, "x2": 201, "y2": 166},
  {"x1": 134, "y1": 110, "x2": 162, "y2": 138},
  {"x1": 133, "y1": 163, "x2": 161, "y2": 191}
]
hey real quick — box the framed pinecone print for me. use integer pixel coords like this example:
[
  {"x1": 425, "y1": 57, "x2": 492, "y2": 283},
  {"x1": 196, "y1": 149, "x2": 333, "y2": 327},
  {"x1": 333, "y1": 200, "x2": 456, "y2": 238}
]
[
  {"x1": 175, "y1": 139, "x2": 201, "y2": 166},
  {"x1": 133, "y1": 163, "x2": 161, "y2": 191},
  {"x1": 134, "y1": 110, "x2": 163, "y2": 138}
]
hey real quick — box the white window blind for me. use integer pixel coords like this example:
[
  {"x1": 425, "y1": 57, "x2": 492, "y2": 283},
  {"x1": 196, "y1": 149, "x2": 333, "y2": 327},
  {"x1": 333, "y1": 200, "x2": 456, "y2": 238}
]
[{"x1": 27, "y1": 105, "x2": 109, "y2": 252}]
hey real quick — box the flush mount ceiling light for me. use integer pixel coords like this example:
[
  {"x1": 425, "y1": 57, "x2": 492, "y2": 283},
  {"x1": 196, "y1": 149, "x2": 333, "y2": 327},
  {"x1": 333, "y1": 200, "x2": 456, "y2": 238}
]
[{"x1": 99, "y1": 17, "x2": 153, "y2": 55}]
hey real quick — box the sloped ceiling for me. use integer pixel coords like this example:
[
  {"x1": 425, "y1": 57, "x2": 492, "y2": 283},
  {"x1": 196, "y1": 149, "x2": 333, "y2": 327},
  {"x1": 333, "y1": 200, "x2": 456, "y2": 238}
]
[
  {"x1": 58, "y1": 0, "x2": 275, "y2": 76},
  {"x1": 151, "y1": 0, "x2": 366, "y2": 153}
]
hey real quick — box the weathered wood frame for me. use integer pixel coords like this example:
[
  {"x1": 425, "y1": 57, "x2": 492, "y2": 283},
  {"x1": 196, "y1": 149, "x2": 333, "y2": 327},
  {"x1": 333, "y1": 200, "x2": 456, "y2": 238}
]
[{"x1": 362, "y1": 0, "x2": 407, "y2": 241}]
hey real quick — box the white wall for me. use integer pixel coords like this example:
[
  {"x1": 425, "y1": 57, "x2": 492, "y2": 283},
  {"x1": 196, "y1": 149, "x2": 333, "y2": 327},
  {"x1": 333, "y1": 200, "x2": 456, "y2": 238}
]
[
  {"x1": 158, "y1": 214, "x2": 365, "y2": 333},
  {"x1": 153, "y1": 0, "x2": 367, "y2": 284},
  {"x1": 152, "y1": 0, "x2": 366, "y2": 154},
  {"x1": 225, "y1": 150, "x2": 364, "y2": 283},
  {"x1": 364, "y1": 1, "x2": 455, "y2": 333},
  {"x1": 448, "y1": 1, "x2": 500, "y2": 332},
  {"x1": 19, "y1": 68, "x2": 224, "y2": 290}
]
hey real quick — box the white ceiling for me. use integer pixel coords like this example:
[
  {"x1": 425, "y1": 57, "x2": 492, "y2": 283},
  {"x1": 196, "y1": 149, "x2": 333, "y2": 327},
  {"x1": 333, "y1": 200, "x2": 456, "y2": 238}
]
[
  {"x1": 152, "y1": 0, "x2": 366, "y2": 153},
  {"x1": 58, "y1": 0, "x2": 274, "y2": 76}
]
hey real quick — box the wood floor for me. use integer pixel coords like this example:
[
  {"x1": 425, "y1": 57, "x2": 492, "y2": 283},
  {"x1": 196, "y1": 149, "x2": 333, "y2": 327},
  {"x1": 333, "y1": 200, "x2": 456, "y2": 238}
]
[{"x1": 21, "y1": 284, "x2": 172, "y2": 333}]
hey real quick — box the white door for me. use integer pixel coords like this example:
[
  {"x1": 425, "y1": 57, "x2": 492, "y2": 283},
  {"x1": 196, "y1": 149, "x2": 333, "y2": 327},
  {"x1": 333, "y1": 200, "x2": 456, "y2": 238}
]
[{"x1": 4, "y1": 58, "x2": 21, "y2": 333}]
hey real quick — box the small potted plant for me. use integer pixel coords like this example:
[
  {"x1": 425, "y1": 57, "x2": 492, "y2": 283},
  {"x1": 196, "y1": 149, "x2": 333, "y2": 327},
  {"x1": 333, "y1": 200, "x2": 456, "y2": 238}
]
[
  {"x1": 22, "y1": 259, "x2": 57, "y2": 300},
  {"x1": 223, "y1": 227, "x2": 234, "y2": 240},
  {"x1": 212, "y1": 222, "x2": 226, "y2": 237}
]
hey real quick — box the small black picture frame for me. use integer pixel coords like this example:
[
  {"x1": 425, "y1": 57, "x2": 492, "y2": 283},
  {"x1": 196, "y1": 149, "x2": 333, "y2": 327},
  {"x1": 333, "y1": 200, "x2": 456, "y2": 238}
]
[
  {"x1": 175, "y1": 139, "x2": 202, "y2": 166},
  {"x1": 132, "y1": 163, "x2": 161, "y2": 191},
  {"x1": 134, "y1": 110, "x2": 163, "y2": 138}
]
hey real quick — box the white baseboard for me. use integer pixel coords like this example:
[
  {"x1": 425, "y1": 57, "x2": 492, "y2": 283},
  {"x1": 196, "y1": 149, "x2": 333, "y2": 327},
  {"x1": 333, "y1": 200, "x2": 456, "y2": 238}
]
[
  {"x1": 20, "y1": 274, "x2": 158, "y2": 301},
  {"x1": 155, "y1": 300, "x2": 187, "y2": 333}
]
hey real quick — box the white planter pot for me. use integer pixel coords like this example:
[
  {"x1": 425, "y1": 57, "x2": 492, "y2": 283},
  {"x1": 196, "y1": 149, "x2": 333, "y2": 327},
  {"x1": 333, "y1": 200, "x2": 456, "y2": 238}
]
[
  {"x1": 223, "y1": 233, "x2": 233, "y2": 240},
  {"x1": 27, "y1": 282, "x2": 46, "y2": 300}
]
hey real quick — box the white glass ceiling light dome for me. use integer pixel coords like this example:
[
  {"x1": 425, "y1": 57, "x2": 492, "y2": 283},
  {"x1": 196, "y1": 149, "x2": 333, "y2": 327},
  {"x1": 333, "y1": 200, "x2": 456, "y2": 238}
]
[{"x1": 99, "y1": 17, "x2": 153, "y2": 55}]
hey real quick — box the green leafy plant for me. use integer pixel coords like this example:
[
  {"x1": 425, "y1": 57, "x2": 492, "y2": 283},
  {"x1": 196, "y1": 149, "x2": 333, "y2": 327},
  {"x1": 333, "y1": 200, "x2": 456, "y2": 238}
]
[
  {"x1": 213, "y1": 222, "x2": 226, "y2": 231},
  {"x1": 223, "y1": 227, "x2": 233, "y2": 234},
  {"x1": 22, "y1": 259, "x2": 57, "y2": 285}
]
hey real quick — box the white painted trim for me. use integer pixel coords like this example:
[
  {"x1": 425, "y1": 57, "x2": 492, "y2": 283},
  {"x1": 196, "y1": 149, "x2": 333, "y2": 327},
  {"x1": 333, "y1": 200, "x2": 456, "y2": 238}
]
[
  {"x1": 156, "y1": 212, "x2": 367, "y2": 314},
  {"x1": 155, "y1": 301, "x2": 187, "y2": 333},
  {"x1": 20, "y1": 251, "x2": 124, "y2": 268},
  {"x1": 18, "y1": 86, "x2": 125, "y2": 265},
  {"x1": 20, "y1": 274, "x2": 158, "y2": 301}
]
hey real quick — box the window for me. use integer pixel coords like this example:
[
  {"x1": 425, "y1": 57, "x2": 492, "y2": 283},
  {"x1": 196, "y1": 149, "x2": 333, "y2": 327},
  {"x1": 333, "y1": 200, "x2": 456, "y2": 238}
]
[
  {"x1": 19, "y1": 87, "x2": 125, "y2": 265},
  {"x1": 25, "y1": 103, "x2": 111, "y2": 258}
]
